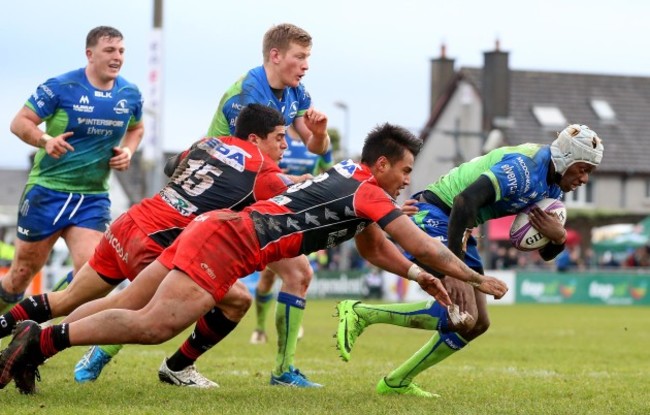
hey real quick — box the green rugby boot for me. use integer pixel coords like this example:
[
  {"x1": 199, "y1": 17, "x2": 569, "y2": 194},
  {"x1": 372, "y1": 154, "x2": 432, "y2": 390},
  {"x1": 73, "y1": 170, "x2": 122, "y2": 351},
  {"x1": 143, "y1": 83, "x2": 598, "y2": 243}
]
[
  {"x1": 376, "y1": 377, "x2": 440, "y2": 398},
  {"x1": 335, "y1": 300, "x2": 367, "y2": 362}
]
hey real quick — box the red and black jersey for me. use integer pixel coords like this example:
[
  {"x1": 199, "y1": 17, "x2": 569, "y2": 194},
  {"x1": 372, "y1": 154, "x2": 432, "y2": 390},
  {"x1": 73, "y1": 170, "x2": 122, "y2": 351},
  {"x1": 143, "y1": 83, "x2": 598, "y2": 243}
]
[
  {"x1": 245, "y1": 159, "x2": 403, "y2": 261},
  {"x1": 161, "y1": 136, "x2": 290, "y2": 216},
  {"x1": 130, "y1": 136, "x2": 290, "y2": 247}
]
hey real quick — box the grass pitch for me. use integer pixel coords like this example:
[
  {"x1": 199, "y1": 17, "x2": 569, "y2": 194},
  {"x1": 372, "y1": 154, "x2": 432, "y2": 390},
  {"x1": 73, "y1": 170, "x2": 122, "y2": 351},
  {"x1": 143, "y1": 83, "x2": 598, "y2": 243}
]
[{"x1": 1, "y1": 301, "x2": 648, "y2": 414}]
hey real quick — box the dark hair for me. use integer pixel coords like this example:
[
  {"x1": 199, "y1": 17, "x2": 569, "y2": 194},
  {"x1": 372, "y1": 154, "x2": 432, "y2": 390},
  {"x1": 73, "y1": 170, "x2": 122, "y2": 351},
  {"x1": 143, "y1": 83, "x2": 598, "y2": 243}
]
[
  {"x1": 262, "y1": 23, "x2": 312, "y2": 61},
  {"x1": 235, "y1": 104, "x2": 285, "y2": 139},
  {"x1": 361, "y1": 123, "x2": 422, "y2": 165},
  {"x1": 86, "y1": 26, "x2": 123, "y2": 48}
]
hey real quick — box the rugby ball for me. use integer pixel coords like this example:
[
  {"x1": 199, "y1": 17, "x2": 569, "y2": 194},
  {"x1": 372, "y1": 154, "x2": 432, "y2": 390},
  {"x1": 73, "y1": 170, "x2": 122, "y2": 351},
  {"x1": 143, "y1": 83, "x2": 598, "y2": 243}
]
[{"x1": 509, "y1": 198, "x2": 567, "y2": 251}]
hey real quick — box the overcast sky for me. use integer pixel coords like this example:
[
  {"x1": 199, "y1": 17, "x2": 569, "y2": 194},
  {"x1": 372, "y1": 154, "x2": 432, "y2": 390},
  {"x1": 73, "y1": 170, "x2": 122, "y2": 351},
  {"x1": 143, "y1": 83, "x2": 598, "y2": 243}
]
[{"x1": 1, "y1": 0, "x2": 648, "y2": 169}]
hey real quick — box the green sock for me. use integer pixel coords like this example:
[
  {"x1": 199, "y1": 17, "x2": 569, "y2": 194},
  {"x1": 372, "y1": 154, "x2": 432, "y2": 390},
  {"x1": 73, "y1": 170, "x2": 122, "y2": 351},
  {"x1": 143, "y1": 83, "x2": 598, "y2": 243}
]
[
  {"x1": 273, "y1": 292, "x2": 305, "y2": 375},
  {"x1": 0, "y1": 298, "x2": 15, "y2": 315},
  {"x1": 255, "y1": 290, "x2": 274, "y2": 331},
  {"x1": 51, "y1": 271, "x2": 74, "y2": 292},
  {"x1": 0, "y1": 283, "x2": 23, "y2": 314},
  {"x1": 385, "y1": 331, "x2": 467, "y2": 387},
  {"x1": 354, "y1": 299, "x2": 448, "y2": 330},
  {"x1": 98, "y1": 344, "x2": 124, "y2": 357}
]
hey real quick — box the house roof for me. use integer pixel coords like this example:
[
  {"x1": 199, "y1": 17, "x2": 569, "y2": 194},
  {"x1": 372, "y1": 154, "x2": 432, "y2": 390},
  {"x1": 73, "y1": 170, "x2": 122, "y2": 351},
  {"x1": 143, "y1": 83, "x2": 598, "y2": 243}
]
[{"x1": 429, "y1": 67, "x2": 650, "y2": 174}]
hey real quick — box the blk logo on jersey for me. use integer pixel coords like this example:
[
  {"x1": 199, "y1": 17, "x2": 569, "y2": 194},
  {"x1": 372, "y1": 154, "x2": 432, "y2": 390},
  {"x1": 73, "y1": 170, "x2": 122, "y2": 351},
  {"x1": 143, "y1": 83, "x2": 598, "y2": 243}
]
[{"x1": 95, "y1": 90, "x2": 112, "y2": 98}]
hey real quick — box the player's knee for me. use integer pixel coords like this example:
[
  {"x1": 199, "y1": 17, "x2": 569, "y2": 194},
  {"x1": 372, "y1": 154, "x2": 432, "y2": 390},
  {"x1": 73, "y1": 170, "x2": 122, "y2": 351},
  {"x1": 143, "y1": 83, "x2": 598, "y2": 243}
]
[
  {"x1": 472, "y1": 315, "x2": 491, "y2": 336},
  {"x1": 283, "y1": 265, "x2": 313, "y2": 291},
  {"x1": 220, "y1": 284, "x2": 252, "y2": 321},
  {"x1": 6, "y1": 263, "x2": 41, "y2": 290},
  {"x1": 229, "y1": 290, "x2": 252, "y2": 320},
  {"x1": 456, "y1": 314, "x2": 490, "y2": 341}
]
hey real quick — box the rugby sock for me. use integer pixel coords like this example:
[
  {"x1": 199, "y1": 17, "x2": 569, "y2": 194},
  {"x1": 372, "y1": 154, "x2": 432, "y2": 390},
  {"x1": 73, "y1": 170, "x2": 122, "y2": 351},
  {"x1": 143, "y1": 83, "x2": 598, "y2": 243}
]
[
  {"x1": 166, "y1": 308, "x2": 237, "y2": 372},
  {"x1": 353, "y1": 299, "x2": 450, "y2": 331},
  {"x1": 40, "y1": 324, "x2": 71, "y2": 360},
  {"x1": 98, "y1": 344, "x2": 123, "y2": 357},
  {"x1": 384, "y1": 331, "x2": 467, "y2": 387},
  {"x1": 254, "y1": 289, "x2": 274, "y2": 331},
  {"x1": 51, "y1": 271, "x2": 74, "y2": 292},
  {"x1": 0, "y1": 294, "x2": 52, "y2": 339},
  {"x1": 273, "y1": 292, "x2": 305, "y2": 375}
]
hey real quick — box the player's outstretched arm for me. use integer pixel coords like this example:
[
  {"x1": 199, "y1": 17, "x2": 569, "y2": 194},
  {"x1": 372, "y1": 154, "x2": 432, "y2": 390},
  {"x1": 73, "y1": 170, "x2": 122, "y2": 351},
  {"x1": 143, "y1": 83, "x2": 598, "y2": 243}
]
[
  {"x1": 385, "y1": 215, "x2": 509, "y2": 299},
  {"x1": 355, "y1": 223, "x2": 451, "y2": 306}
]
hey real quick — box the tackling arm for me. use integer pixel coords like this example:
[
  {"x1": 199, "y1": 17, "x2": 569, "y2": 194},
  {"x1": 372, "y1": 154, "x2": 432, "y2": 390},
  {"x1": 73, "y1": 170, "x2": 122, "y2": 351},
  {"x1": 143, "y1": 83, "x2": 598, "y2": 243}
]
[
  {"x1": 355, "y1": 223, "x2": 451, "y2": 305},
  {"x1": 385, "y1": 215, "x2": 508, "y2": 299}
]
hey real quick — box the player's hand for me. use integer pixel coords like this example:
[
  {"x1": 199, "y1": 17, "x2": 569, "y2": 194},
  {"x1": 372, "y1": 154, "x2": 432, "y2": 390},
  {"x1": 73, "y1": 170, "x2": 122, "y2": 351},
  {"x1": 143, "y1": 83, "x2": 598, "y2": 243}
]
[
  {"x1": 304, "y1": 108, "x2": 328, "y2": 137},
  {"x1": 401, "y1": 199, "x2": 419, "y2": 216},
  {"x1": 44, "y1": 132, "x2": 75, "y2": 159},
  {"x1": 474, "y1": 275, "x2": 509, "y2": 299},
  {"x1": 414, "y1": 271, "x2": 452, "y2": 307},
  {"x1": 442, "y1": 275, "x2": 473, "y2": 305},
  {"x1": 109, "y1": 146, "x2": 132, "y2": 171},
  {"x1": 288, "y1": 173, "x2": 313, "y2": 183},
  {"x1": 528, "y1": 207, "x2": 566, "y2": 244}
]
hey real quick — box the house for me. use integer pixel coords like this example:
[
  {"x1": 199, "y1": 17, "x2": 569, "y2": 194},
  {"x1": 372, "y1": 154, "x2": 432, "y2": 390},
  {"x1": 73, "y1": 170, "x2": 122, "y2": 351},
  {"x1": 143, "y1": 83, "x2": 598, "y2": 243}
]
[{"x1": 413, "y1": 43, "x2": 650, "y2": 245}]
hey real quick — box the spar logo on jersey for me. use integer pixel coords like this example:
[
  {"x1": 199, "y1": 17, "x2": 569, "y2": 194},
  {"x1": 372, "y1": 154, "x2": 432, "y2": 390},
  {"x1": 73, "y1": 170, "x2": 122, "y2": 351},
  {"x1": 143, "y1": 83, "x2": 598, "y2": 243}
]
[
  {"x1": 199, "y1": 139, "x2": 252, "y2": 172},
  {"x1": 289, "y1": 101, "x2": 298, "y2": 118},
  {"x1": 113, "y1": 99, "x2": 130, "y2": 115},
  {"x1": 74, "y1": 95, "x2": 94, "y2": 113},
  {"x1": 334, "y1": 159, "x2": 359, "y2": 178}
]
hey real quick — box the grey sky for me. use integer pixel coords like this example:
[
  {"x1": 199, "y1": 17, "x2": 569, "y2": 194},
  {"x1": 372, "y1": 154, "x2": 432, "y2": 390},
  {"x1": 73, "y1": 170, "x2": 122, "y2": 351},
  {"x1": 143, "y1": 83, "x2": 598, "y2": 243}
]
[{"x1": 1, "y1": 0, "x2": 648, "y2": 169}]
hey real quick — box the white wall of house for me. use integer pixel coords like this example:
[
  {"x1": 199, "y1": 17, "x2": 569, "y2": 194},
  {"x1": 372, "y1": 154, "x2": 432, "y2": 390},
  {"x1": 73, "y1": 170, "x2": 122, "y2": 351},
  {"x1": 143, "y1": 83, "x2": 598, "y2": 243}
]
[{"x1": 408, "y1": 81, "x2": 483, "y2": 198}]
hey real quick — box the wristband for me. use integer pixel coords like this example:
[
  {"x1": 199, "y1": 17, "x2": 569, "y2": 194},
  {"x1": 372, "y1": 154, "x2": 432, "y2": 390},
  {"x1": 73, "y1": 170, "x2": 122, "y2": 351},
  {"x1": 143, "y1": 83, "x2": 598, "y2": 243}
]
[
  {"x1": 407, "y1": 264, "x2": 422, "y2": 281},
  {"x1": 121, "y1": 147, "x2": 132, "y2": 160},
  {"x1": 39, "y1": 133, "x2": 54, "y2": 148},
  {"x1": 551, "y1": 229, "x2": 567, "y2": 245}
]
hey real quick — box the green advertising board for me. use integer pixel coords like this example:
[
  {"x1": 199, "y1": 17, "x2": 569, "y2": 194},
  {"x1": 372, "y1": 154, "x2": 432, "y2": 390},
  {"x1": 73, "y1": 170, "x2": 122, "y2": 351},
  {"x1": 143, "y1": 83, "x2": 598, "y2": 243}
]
[{"x1": 516, "y1": 271, "x2": 650, "y2": 305}]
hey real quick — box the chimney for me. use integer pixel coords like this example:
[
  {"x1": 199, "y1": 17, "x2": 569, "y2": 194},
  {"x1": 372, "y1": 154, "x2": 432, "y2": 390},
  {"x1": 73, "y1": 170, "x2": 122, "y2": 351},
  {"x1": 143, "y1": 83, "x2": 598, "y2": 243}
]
[
  {"x1": 481, "y1": 40, "x2": 510, "y2": 132},
  {"x1": 430, "y1": 44, "x2": 455, "y2": 113}
]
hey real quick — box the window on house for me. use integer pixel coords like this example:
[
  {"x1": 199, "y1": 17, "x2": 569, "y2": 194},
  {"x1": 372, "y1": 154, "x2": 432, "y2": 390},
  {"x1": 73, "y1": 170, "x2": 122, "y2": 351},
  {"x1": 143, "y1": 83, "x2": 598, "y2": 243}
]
[
  {"x1": 645, "y1": 179, "x2": 650, "y2": 198},
  {"x1": 532, "y1": 106, "x2": 567, "y2": 128},
  {"x1": 590, "y1": 99, "x2": 616, "y2": 122},
  {"x1": 564, "y1": 181, "x2": 594, "y2": 206}
]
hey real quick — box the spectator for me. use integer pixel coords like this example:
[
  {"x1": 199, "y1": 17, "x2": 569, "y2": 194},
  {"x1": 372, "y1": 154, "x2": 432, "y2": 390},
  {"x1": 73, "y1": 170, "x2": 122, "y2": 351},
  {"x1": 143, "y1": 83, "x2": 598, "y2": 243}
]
[{"x1": 362, "y1": 266, "x2": 384, "y2": 300}]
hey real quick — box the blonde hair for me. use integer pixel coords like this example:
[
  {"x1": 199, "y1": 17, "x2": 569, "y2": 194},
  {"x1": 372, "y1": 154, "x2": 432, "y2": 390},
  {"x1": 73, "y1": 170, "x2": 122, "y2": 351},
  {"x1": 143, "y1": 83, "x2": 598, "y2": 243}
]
[{"x1": 262, "y1": 23, "x2": 312, "y2": 61}]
